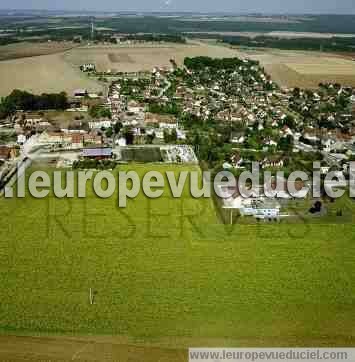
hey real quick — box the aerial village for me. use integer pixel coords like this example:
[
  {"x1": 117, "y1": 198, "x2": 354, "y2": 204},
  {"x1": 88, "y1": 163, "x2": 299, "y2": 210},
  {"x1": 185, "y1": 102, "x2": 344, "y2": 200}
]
[{"x1": 1, "y1": 55, "x2": 355, "y2": 222}]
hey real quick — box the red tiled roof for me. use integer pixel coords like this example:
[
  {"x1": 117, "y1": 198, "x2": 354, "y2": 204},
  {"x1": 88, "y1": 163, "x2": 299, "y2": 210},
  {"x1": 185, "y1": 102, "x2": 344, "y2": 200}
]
[{"x1": 0, "y1": 146, "x2": 10, "y2": 159}]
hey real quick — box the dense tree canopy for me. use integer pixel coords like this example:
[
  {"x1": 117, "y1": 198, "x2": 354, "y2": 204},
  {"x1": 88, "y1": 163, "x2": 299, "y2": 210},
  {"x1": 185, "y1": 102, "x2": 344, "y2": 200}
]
[
  {"x1": 0, "y1": 90, "x2": 69, "y2": 119},
  {"x1": 222, "y1": 35, "x2": 355, "y2": 53},
  {"x1": 184, "y1": 57, "x2": 257, "y2": 70}
]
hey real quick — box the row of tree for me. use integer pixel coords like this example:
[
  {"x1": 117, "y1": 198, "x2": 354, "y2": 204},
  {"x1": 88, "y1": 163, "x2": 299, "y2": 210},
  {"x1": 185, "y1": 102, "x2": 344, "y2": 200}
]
[
  {"x1": 184, "y1": 56, "x2": 258, "y2": 70},
  {"x1": 222, "y1": 35, "x2": 355, "y2": 53},
  {"x1": 73, "y1": 159, "x2": 117, "y2": 170},
  {"x1": 121, "y1": 34, "x2": 186, "y2": 43}
]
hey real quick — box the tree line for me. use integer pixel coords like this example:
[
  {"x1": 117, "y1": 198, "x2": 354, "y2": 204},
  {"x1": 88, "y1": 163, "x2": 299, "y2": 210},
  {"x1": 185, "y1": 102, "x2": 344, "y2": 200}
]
[
  {"x1": 222, "y1": 36, "x2": 355, "y2": 53},
  {"x1": 184, "y1": 56, "x2": 258, "y2": 70},
  {"x1": 120, "y1": 34, "x2": 186, "y2": 44},
  {"x1": 0, "y1": 90, "x2": 69, "y2": 119}
]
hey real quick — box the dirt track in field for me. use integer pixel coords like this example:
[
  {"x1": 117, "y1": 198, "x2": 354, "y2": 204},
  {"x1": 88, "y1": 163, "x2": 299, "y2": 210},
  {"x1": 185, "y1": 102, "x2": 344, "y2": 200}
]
[
  {"x1": 0, "y1": 335, "x2": 186, "y2": 362},
  {"x1": 0, "y1": 42, "x2": 78, "y2": 62},
  {"x1": 0, "y1": 334, "x2": 354, "y2": 361}
]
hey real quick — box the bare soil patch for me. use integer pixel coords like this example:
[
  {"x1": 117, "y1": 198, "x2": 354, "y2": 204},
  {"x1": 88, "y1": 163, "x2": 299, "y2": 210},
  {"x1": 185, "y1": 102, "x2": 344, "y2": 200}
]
[
  {"x1": 108, "y1": 53, "x2": 134, "y2": 63},
  {"x1": 0, "y1": 41, "x2": 78, "y2": 62},
  {"x1": 0, "y1": 333, "x2": 353, "y2": 361},
  {"x1": 63, "y1": 43, "x2": 239, "y2": 72},
  {"x1": 0, "y1": 52, "x2": 102, "y2": 96},
  {"x1": 0, "y1": 335, "x2": 186, "y2": 362}
]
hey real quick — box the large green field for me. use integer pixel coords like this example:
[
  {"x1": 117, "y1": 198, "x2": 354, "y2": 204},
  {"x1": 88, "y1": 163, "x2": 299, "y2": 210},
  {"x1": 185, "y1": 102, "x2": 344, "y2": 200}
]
[{"x1": 0, "y1": 164, "x2": 354, "y2": 348}]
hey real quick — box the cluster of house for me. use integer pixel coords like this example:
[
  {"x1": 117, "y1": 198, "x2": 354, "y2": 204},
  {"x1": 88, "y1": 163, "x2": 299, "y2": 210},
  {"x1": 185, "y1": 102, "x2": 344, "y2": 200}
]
[
  {"x1": 219, "y1": 177, "x2": 306, "y2": 220},
  {"x1": 100, "y1": 59, "x2": 355, "y2": 184},
  {"x1": 37, "y1": 130, "x2": 103, "y2": 149},
  {"x1": 2, "y1": 55, "x2": 354, "y2": 194},
  {"x1": 165, "y1": 60, "x2": 355, "y2": 153},
  {"x1": 166, "y1": 62, "x2": 279, "y2": 126},
  {"x1": 79, "y1": 63, "x2": 96, "y2": 72},
  {"x1": 106, "y1": 74, "x2": 187, "y2": 141}
]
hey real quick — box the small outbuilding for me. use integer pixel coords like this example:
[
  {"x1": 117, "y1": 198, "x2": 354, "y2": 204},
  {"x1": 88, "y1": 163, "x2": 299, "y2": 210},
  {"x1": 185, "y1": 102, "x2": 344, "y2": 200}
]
[{"x1": 82, "y1": 147, "x2": 112, "y2": 160}]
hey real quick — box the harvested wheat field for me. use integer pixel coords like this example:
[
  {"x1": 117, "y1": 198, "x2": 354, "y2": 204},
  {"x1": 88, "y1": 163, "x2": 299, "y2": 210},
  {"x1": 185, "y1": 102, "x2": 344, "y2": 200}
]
[
  {"x1": 236, "y1": 48, "x2": 355, "y2": 88},
  {"x1": 0, "y1": 51, "x2": 102, "y2": 97},
  {"x1": 1, "y1": 41, "x2": 355, "y2": 96},
  {"x1": 0, "y1": 41, "x2": 78, "y2": 61},
  {"x1": 265, "y1": 58, "x2": 355, "y2": 89},
  {"x1": 0, "y1": 42, "x2": 239, "y2": 96},
  {"x1": 63, "y1": 43, "x2": 239, "y2": 72}
]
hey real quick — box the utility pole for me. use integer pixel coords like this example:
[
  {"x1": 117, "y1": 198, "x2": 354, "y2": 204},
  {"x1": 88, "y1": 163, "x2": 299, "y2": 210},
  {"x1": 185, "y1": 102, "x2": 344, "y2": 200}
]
[
  {"x1": 89, "y1": 288, "x2": 93, "y2": 305},
  {"x1": 91, "y1": 20, "x2": 95, "y2": 41}
]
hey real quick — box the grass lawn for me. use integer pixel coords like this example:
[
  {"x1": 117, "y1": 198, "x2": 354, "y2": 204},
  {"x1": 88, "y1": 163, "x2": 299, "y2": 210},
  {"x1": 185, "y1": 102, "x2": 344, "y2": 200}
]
[{"x1": 0, "y1": 164, "x2": 354, "y2": 347}]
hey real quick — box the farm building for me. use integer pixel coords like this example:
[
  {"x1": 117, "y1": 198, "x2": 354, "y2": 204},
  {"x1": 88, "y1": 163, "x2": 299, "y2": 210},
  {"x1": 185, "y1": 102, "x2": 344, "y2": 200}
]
[
  {"x1": 89, "y1": 120, "x2": 112, "y2": 130},
  {"x1": 220, "y1": 183, "x2": 282, "y2": 220},
  {"x1": 74, "y1": 89, "x2": 88, "y2": 98},
  {"x1": 80, "y1": 63, "x2": 96, "y2": 72},
  {"x1": 241, "y1": 199, "x2": 281, "y2": 219},
  {"x1": 84, "y1": 133, "x2": 102, "y2": 146},
  {"x1": 82, "y1": 147, "x2": 112, "y2": 160},
  {"x1": 17, "y1": 134, "x2": 27, "y2": 145},
  {"x1": 71, "y1": 134, "x2": 84, "y2": 149},
  {"x1": 260, "y1": 156, "x2": 285, "y2": 169}
]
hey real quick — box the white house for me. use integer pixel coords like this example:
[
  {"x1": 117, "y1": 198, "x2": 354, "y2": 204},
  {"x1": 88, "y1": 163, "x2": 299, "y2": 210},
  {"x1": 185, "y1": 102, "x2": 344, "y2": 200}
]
[
  {"x1": 220, "y1": 187, "x2": 281, "y2": 219},
  {"x1": 261, "y1": 157, "x2": 284, "y2": 169},
  {"x1": 176, "y1": 129, "x2": 186, "y2": 140},
  {"x1": 240, "y1": 199, "x2": 281, "y2": 219},
  {"x1": 80, "y1": 63, "x2": 96, "y2": 72},
  {"x1": 231, "y1": 136, "x2": 245, "y2": 144},
  {"x1": 116, "y1": 137, "x2": 127, "y2": 147},
  {"x1": 17, "y1": 134, "x2": 27, "y2": 145},
  {"x1": 322, "y1": 138, "x2": 335, "y2": 152},
  {"x1": 321, "y1": 166, "x2": 330, "y2": 175},
  {"x1": 159, "y1": 122, "x2": 178, "y2": 129},
  {"x1": 89, "y1": 120, "x2": 112, "y2": 130},
  {"x1": 264, "y1": 139, "x2": 278, "y2": 147},
  {"x1": 74, "y1": 89, "x2": 88, "y2": 98}
]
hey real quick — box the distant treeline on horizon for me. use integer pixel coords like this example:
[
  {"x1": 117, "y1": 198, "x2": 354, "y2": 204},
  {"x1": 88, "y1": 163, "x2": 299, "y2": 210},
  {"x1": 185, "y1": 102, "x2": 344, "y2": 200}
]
[
  {"x1": 1, "y1": 14, "x2": 355, "y2": 50},
  {"x1": 1, "y1": 14, "x2": 355, "y2": 34},
  {"x1": 221, "y1": 35, "x2": 355, "y2": 52}
]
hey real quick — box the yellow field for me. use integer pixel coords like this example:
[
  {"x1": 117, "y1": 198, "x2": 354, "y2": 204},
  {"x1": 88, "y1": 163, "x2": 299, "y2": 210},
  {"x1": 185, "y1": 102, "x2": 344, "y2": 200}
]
[
  {"x1": 0, "y1": 41, "x2": 77, "y2": 61},
  {"x1": 265, "y1": 58, "x2": 355, "y2": 88},
  {"x1": 0, "y1": 41, "x2": 103, "y2": 97},
  {"x1": 287, "y1": 58, "x2": 355, "y2": 75},
  {"x1": 0, "y1": 52, "x2": 102, "y2": 97},
  {"x1": 1, "y1": 40, "x2": 355, "y2": 96},
  {"x1": 0, "y1": 42, "x2": 239, "y2": 96},
  {"x1": 62, "y1": 42, "x2": 239, "y2": 72},
  {"x1": 232, "y1": 46, "x2": 355, "y2": 88}
]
